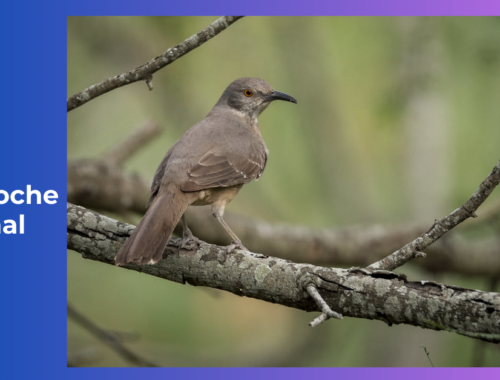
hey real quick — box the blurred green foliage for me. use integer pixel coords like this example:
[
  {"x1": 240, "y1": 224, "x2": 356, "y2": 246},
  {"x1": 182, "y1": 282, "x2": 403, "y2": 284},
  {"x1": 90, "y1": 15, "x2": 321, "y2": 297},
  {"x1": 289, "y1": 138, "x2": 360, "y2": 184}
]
[{"x1": 68, "y1": 17, "x2": 500, "y2": 366}]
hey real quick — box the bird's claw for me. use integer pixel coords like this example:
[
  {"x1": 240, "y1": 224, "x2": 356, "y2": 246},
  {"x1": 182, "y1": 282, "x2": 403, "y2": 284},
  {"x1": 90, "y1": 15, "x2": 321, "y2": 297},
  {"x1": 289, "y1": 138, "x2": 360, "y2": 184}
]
[
  {"x1": 178, "y1": 229, "x2": 205, "y2": 252},
  {"x1": 225, "y1": 241, "x2": 248, "y2": 255}
]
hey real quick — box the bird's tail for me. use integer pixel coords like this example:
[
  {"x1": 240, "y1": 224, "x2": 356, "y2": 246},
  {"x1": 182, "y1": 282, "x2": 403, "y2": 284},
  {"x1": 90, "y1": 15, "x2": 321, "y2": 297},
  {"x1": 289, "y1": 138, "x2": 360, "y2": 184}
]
[{"x1": 115, "y1": 189, "x2": 189, "y2": 266}]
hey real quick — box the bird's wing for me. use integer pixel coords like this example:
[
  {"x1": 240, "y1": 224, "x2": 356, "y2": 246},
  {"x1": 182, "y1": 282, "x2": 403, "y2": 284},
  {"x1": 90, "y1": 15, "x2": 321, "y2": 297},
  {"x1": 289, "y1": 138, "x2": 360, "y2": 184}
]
[{"x1": 181, "y1": 148, "x2": 267, "y2": 192}]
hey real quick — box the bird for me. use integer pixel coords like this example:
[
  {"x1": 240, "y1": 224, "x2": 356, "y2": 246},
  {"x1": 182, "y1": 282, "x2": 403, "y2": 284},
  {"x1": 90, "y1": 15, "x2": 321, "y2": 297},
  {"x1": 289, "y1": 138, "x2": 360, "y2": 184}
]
[{"x1": 115, "y1": 77, "x2": 297, "y2": 266}]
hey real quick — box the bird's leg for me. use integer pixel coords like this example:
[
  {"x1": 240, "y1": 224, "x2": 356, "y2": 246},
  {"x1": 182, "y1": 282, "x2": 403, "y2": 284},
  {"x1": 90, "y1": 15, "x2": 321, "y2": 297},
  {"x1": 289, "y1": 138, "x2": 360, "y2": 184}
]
[
  {"x1": 178, "y1": 214, "x2": 205, "y2": 251},
  {"x1": 212, "y1": 209, "x2": 248, "y2": 254}
]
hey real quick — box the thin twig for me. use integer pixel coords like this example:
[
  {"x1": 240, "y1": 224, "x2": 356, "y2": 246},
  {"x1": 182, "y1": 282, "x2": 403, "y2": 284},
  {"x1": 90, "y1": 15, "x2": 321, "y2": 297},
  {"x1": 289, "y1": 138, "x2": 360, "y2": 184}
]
[
  {"x1": 420, "y1": 345, "x2": 435, "y2": 367},
  {"x1": 460, "y1": 198, "x2": 500, "y2": 232},
  {"x1": 67, "y1": 303, "x2": 158, "y2": 367},
  {"x1": 67, "y1": 16, "x2": 243, "y2": 112},
  {"x1": 306, "y1": 284, "x2": 343, "y2": 327},
  {"x1": 102, "y1": 119, "x2": 160, "y2": 166},
  {"x1": 367, "y1": 160, "x2": 500, "y2": 272}
]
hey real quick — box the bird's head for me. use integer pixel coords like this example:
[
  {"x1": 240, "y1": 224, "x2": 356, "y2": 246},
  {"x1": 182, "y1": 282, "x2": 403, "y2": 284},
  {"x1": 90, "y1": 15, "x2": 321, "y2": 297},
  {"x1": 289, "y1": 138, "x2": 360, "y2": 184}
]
[{"x1": 216, "y1": 77, "x2": 297, "y2": 121}]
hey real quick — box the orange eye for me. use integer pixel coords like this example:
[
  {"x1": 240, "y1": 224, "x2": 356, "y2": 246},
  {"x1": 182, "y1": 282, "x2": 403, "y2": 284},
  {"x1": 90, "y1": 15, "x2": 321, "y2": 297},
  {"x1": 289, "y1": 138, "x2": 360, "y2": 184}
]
[{"x1": 244, "y1": 89, "x2": 253, "y2": 97}]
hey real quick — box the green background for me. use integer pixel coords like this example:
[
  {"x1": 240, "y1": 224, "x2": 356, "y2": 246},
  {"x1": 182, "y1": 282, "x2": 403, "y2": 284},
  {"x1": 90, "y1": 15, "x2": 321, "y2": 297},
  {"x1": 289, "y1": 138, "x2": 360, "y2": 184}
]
[{"x1": 67, "y1": 16, "x2": 500, "y2": 366}]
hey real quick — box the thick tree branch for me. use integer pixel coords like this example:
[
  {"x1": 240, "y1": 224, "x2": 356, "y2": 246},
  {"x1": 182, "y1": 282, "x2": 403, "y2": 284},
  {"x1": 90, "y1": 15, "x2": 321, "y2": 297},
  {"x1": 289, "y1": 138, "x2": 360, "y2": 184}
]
[
  {"x1": 368, "y1": 160, "x2": 500, "y2": 271},
  {"x1": 68, "y1": 120, "x2": 500, "y2": 277},
  {"x1": 68, "y1": 159, "x2": 150, "y2": 214},
  {"x1": 68, "y1": 120, "x2": 159, "y2": 213},
  {"x1": 67, "y1": 16, "x2": 243, "y2": 112},
  {"x1": 67, "y1": 158, "x2": 500, "y2": 276},
  {"x1": 67, "y1": 203, "x2": 500, "y2": 343}
]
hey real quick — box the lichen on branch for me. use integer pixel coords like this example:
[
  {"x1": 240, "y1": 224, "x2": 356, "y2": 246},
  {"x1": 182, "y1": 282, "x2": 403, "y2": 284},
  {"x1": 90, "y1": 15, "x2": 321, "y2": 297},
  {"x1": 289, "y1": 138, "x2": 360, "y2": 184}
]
[{"x1": 67, "y1": 203, "x2": 500, "y2": 343}]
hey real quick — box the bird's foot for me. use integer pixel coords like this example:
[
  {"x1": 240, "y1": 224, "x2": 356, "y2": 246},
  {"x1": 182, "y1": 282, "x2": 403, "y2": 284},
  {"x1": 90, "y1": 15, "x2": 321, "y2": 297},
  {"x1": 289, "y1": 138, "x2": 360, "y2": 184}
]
[
  {"x1": 225, "y1": 241, "x2": 248, "y2": 255},
  {"x1": 215, "y1": 241, "x2": 248, "y2": 264},
  {"x1": 178, "y1": 228, "x2": 205, "y2": 252}
]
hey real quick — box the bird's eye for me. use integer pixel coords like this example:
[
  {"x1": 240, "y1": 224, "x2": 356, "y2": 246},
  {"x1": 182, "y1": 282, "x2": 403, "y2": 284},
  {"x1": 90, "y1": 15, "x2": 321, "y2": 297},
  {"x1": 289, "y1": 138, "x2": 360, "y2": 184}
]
[{"x1": 244, "y1": 89, "x2": 253, "y2": 97}]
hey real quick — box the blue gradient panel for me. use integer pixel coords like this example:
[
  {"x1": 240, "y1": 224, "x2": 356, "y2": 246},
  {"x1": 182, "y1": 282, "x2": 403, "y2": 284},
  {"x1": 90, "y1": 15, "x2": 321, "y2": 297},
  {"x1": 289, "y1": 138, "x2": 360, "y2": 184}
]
[{"x1": 1, "y1": 0, "x2": 499, "y2": 378}]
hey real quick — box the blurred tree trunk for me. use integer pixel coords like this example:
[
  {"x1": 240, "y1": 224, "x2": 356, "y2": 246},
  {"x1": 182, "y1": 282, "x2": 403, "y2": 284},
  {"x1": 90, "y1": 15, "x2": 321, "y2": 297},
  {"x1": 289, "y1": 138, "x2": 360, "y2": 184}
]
[
  {"x1": 399, "y1": 17, "x2": 450, "y2": 222},
  {"x1": 393, "y1": 17, "x2": 451, "y2": 365}
]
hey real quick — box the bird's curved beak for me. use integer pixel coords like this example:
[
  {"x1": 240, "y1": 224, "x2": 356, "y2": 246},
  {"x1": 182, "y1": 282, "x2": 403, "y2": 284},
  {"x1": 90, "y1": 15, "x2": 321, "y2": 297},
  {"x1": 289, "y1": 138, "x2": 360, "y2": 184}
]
[{"x1": 267, "y1": 91, "x2": 298, "y2": 104}]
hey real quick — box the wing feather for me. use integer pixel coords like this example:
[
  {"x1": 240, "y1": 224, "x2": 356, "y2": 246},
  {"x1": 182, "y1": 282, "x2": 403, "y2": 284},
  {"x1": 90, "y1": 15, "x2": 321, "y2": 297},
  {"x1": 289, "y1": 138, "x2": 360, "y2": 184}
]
[{"x1": 181, "y1": 149, "x2": 267, "y2": 192}]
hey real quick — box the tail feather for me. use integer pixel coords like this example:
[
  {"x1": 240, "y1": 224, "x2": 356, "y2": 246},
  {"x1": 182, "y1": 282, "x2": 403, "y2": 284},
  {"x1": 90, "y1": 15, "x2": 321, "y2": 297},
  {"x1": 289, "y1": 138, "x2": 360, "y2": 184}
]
[{"x1": 115, "y1": 189, "x2": 189, "y2": 266}]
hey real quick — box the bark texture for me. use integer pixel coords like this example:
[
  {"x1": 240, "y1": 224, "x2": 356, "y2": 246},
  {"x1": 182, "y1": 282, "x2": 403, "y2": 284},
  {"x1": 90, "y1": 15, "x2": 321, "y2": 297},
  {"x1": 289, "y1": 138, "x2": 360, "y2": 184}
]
[
  {"x1": 67, "y1": 203, "x2": 500, "y2": 343},
  {"x1": 67, "y1": 16, "x2": 243, "y2": 112},
  {"x1": 67, "y1": 159, "x2": 500, "y2": 276}
]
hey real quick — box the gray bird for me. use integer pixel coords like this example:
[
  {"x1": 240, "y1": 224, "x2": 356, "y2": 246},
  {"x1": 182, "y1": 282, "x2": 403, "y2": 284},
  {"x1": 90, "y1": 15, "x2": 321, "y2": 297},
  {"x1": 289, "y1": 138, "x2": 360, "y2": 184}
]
[{"x1": 115, "y1": 77, "x2": 297, "y2": 266}]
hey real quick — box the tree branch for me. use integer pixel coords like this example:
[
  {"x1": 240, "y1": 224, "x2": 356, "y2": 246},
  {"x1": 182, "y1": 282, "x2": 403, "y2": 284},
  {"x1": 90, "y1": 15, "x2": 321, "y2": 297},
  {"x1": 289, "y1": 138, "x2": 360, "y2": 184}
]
[
  {"x1": 67, "y1": 157, "x2": 500, "y2": 276},
  {"x1": 306, "y1": 284, "x2": 343, "y2": 327},
  {"x1": 102, "y1": 119, "x2": 160, "y2": 167},
  {"x1": 68, "y1": 121, "x2": 500, "y2": 276},
  {"x1": 67, "y1": 202, "x2": 500, "y2": 343},
  {"x1": 67, "y1": 16, "x2": 243, "y2": 112},
  {"x1": 68, "y1": 159, "x2": 150, "y2": 214},
  {"x1": 367, "y1": 160, "x2": 500, "y2": 272}
]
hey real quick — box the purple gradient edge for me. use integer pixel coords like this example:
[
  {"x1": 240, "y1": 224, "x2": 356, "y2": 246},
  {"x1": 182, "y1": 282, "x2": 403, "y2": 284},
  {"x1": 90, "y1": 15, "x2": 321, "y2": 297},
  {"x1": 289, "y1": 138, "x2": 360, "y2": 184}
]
[
  {"x1": 2, "y1": 0, "x2": 498, "y2": 378},
  {"x1": 63, "y1": 0, "x2": 500, "y2": 377},
  {"x1": 64, "y1": 0, "x2": 500, "y2": 16}
]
